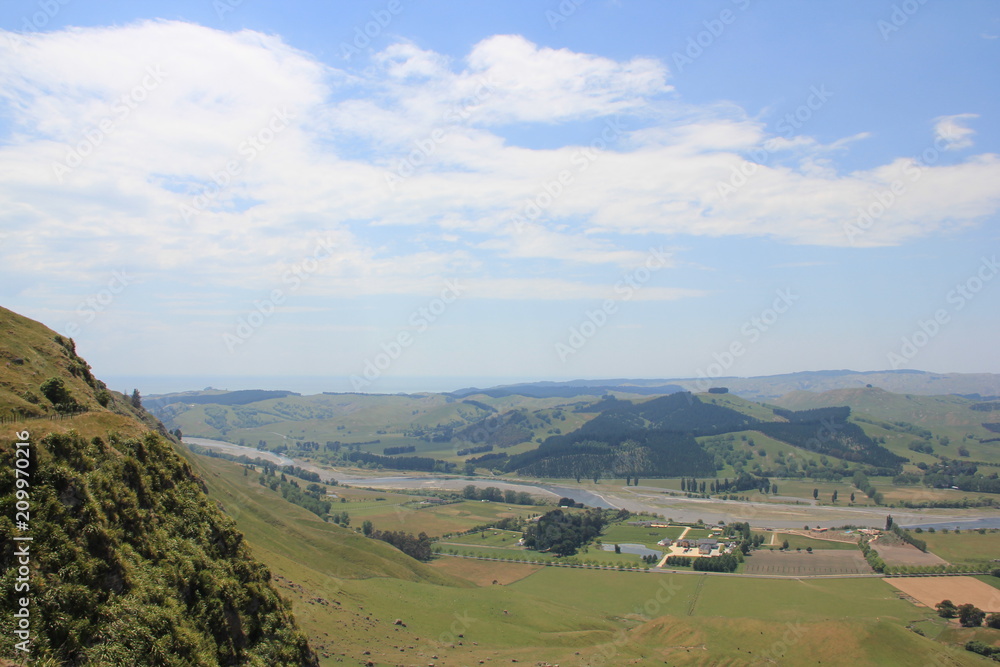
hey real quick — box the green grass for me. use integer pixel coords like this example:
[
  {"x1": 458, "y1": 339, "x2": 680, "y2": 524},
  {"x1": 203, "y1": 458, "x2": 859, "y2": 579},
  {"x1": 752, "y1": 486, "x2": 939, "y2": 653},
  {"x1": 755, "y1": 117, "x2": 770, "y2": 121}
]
[
  {"x1": 600, "y1": 523, "x2": 684, "y2": 548},
  {"x1": 920, "y1": 529, "x2": 1000, "y2": 566},
  {"x1": 695, "y1": 576, "x2": 918, "y2": 622},
  {"x1": 776, "y1": 533, "x2": 860, "y2": 551},
  {"x1": 444, "y1": 529, "x2": 524, "y2": 548},
  {"x1": 184, "y1": 431, "x2": 990, "y2": 666},
  {"x1": 340, "y1": 498, "x2": 541, "y2": 538}
]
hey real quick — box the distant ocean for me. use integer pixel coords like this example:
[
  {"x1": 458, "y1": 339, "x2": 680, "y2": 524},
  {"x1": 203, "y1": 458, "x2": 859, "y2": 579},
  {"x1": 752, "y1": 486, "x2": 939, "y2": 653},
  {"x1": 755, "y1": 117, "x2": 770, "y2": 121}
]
[{"x1": 100, "y1": 375, "x2": 538, "y2": 397}]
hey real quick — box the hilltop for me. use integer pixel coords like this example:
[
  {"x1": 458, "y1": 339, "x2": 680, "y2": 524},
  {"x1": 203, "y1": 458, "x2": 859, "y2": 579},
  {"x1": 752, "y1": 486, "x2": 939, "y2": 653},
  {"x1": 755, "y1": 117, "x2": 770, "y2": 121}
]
[
  {"x1": 454, "y1": 370, "x2": 1000, "y2": 401},
  {"x1": 0, "y1": 306, "x2": 317, "y2": 665}
]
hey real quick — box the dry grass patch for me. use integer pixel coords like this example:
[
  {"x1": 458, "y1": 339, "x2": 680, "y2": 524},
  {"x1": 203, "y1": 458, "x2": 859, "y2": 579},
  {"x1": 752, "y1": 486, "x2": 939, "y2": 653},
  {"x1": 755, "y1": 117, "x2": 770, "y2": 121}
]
[
  {"x1": 875, "y1": 541, "x2": 948, "y2": 567},
  {"x1": 430, "y1": 556, "x2": 542, "y2": 586},
  {"x1": 886, "y1": 576, "x2": 1000, "y2": 612},
  {"x1": 743, "y1": 549, "x2": 873, "y2": 576}
]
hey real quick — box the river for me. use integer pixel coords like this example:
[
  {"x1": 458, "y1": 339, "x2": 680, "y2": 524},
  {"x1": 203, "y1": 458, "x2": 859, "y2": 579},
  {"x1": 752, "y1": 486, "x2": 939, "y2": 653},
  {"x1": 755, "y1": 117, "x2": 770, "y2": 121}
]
[{"x1": 180, "y1": 438, "x2": 998, "y2": 529}]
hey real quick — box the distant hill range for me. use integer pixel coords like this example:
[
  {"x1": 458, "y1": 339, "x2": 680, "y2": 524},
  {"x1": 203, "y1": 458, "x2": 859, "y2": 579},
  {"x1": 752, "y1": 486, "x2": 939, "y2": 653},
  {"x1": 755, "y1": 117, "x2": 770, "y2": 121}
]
[{"x1": 454, "y1": 370, "x2": 1000, "y2": 401}]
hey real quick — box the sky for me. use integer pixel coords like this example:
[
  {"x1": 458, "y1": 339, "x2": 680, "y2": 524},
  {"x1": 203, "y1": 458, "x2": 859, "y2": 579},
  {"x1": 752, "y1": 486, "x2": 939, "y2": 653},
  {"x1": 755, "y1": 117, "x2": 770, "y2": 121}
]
[{"x1": 1, "y1": 0, "x2": 999, "y2": 394}]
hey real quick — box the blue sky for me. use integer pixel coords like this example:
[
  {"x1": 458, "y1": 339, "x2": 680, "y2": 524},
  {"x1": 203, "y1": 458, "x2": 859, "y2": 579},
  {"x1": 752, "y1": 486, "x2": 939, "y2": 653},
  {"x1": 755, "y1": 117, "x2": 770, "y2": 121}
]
[{"x1": 1, "y1": 0, "x2": 998, "y2": 393}]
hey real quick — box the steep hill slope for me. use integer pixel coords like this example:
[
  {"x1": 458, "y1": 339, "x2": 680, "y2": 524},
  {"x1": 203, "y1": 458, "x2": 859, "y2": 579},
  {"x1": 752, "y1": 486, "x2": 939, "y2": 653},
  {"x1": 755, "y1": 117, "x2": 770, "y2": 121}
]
[{"x1": 0, "y1": 306, "x2": 317, "y2": 665}]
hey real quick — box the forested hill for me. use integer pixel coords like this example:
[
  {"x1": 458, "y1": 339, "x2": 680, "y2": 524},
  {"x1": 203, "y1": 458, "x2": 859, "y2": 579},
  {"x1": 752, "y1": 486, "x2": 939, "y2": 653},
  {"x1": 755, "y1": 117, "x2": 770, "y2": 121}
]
[
  {"x1": 504, "y1": 393, "x2": 904, "y2": 479},
  {"x1": 0, "y1": 306, "x2": 317, "y2": 666}
]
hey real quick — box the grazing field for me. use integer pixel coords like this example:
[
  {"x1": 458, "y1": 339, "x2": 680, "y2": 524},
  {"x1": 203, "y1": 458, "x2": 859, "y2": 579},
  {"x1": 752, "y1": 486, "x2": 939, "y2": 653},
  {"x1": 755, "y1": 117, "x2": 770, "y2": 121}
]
[
  {"x1": 886, "y1": 576, "x2": 1000, "y2": 612},
  {"x1": 875, "y1": 542, "x2": 949, "y2": 567},
  {"x1": 743, "y1": 550, "x2": 874, "y2": 576},
  {"x1": 430, "y1": 557, "x2": 542, "y2": 586},
  {"x1": 187, "y1": 446, "x2": 991, "y2": 665},
  {"x1": 919, "y1": 529, "x2": 1000, "y2": 567},
  {"x1": 346, "y1": 498, "x2": 541, "y2": 537},
  {"x1": 601, "y1": 523, "x2": 685, "y2": 548},
  {"x1": 776, "y1": 532, "x2": 860, "y2": 551}
]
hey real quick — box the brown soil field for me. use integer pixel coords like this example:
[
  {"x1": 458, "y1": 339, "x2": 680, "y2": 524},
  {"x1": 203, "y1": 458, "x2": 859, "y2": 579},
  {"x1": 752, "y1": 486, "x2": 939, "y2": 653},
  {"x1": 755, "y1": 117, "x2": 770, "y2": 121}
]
[
  {"x1": 429, "y1": 555, "x2": 542, "y2": 586},
  {"x1": 874, "y1": 542, "x2": 949, "y2": 566},
  {"x1": 886, "y1": 576, "x2": 1000, "y2": 612},
  {"x1": 784, "y1": 529, "x2": 858, "y2": 544},
  {"x1": 743, "y1": 550, "x2": 874, "y2": 576}
]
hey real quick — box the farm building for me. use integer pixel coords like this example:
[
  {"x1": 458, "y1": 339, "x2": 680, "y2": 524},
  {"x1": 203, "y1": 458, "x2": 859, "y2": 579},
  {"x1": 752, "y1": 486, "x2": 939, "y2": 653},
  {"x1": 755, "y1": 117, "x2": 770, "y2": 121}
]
[{"x1": 697, "y1": 539, "x2": 718, "y2": 554}]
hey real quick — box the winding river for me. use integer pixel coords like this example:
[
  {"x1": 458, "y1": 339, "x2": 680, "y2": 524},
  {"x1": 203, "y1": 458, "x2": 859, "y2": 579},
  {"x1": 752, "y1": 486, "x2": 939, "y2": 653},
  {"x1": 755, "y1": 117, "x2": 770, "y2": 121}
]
[{"x1": 181, "y1": 437, "x2": 1000, "y2": 529}]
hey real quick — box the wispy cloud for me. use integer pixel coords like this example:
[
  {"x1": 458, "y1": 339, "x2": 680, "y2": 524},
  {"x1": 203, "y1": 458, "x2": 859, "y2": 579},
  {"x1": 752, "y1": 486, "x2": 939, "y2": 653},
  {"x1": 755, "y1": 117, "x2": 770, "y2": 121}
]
[
  {"x1": 934, "y1": 113, "x2": 978, "y2": 150},
  {"x1": 1, "y1": 19, "x2": 999, "y2": 313}
]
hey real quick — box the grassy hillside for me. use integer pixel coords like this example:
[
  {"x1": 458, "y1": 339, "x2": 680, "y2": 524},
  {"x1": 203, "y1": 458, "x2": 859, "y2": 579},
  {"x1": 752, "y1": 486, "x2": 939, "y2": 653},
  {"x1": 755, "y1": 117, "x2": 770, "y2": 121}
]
[
  {"x1": 184, "y1": 448, "x2": 987, "y2": 665},
  {"x1": 774, "y1": 387, "x2": 1000, "y2": 464},
  {"x1": 0, "y1": 306, "x2": 317, "y2": 665}
]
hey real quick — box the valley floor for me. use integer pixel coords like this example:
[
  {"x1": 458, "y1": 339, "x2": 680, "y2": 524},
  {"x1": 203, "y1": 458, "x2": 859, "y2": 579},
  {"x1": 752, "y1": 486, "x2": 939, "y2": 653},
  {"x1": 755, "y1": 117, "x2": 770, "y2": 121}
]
[{"x1": 183, "y1": 445, "x2": 1000, "y2": 666}]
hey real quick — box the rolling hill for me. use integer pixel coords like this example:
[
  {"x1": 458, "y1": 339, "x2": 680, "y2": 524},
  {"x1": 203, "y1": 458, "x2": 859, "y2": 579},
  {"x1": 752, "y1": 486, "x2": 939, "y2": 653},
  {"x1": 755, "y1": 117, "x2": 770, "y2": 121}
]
[{"x1": 0, "y1": 305, "x2": 317, "y2": 665}]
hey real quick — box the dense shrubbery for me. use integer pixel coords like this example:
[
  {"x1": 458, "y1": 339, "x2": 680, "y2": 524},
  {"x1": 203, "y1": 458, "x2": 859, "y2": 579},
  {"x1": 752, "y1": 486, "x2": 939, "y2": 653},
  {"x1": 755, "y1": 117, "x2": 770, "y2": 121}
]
[
  {"x1": 258, "y1": 467, "x2": 331, "y2": 518},
  {"x1": 692, "y1": 553, "x2": 739, "y2": 572},
  {"x1": 346, "y1": 450, "x2": 456, "y2": 473},
  {"x1": 461, "y1": 484, "x2": 536, "y2": 505},
  {"x1": 382, "y1": 445, "x2": 417, "y2": 455},
  {"x1": 0, "y1": 430, "x2": 316, "y2": 665},
  {"x1": 522, "y1": 509, "x2": 607, "y2": 556},
  {"x1": 368, "y1": 530, "x2": 433, "y2": 561},
  {"x1": 859, "y1": 537, "x2": 885, "y2": 573},
  {"x1": 890, "y1": 523, "x2": 927, "y2": 552},
  {"x1": 965, "y1": 640, "x2": 1000, "y2": 660}
]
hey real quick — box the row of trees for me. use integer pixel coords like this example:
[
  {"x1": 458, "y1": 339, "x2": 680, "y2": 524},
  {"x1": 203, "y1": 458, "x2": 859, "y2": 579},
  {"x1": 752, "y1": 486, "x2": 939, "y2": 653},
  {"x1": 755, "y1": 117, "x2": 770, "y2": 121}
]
[
  {"x1": 366, "y1": 529, "x2": 433, "y2": 561},
  {"x1": 257, "y1": 468, "x2": 331, "y2": 518},
  {"x1": 693, "y1": 553, "x2": 740, "y2": 572},
  {"x1": 461, "y1": 484, "x2": 536, "y2": 505},
  {"x1": 936, "y1": 599, "x2": 1000, "y2": 628}
]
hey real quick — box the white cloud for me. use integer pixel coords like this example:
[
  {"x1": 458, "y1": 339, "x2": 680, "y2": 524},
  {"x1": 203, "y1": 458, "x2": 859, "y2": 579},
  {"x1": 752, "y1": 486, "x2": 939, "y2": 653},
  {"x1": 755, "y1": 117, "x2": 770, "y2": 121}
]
[
  {"x1": 934, "y1": 113, "x2": 978, "y2": 150},
  {"x1": 1, "y1": 20, "x2": 999, "y2": 311}
]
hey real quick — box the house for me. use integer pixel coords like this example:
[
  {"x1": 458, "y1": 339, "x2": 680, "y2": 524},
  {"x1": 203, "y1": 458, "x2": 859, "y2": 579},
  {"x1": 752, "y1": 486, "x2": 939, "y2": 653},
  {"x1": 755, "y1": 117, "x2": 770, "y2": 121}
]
[
  {"x1": 697, "y1": 539, "x2": 718, "y2": 555},
  {"x1": 657, "y1": 538, "x2": 672, "y2": 547}
]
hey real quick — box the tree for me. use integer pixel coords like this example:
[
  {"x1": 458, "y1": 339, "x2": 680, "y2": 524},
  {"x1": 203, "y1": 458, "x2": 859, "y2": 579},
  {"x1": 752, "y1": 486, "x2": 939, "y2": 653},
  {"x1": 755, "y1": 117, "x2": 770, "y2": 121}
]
[
  {"x1": 614, "y1": 544, "x2": 621, "y2": 554},
  {"x1": 362, "y1": 520, "x2": 374, "y2": 537},
  {"x1": 781, "y1": 540, "x2": 790, "y2": 550},
  {"x1": 831, "y1": 490, "x2": 838, "y2": 503},
  {"x1": 986, "y1": 613, "x2": 1000, "y2": 629},
  {"x1": 935, "y1": 599, "x2": 958, "y2": 619},
  {"x1": 806, "y1": 546, "x2": 813, "y2": 553},
  {"x1": 850, "y1": 492, "x2": 855, "y2": 502},
  {"x1": 771, "y1": 483, "x2": 778, "y2": 495},
  {"x1": 958, "y1": 603, "x2": 985, "y2": 627},
  {"x1": 812, "y1": 488, "x2": 818, "y2": 500},
  {"x1": 885, "y1": 514, "x2": 893, "y2": 531},
  {"x1": 40, "y1": 377, "x2": 81, "y2": 413},
  {"x1": 131, "y1": 388, "x2": 142, "y2": 408}
]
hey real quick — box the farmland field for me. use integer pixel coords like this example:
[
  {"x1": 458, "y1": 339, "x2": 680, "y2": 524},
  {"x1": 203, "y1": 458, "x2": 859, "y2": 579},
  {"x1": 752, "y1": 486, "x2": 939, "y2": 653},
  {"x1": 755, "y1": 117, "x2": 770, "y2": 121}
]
[
  {"x1": 919, "y1": 529, "x2": 1000, "y2": 566},
  {"x1": 875, "y1": 542, "x2": 949, "y2": 567},
  {"x1": 344, "y1": 498, "x2": 541, "y2": 537},
  {"x1": 885, "y1": 576, "x2": 1000, "y2": 612},
  {"x1": 776, "y1": 531, "x2": 860, "y2": 551},
  {"x1": 430, "y1": 557, "x2": 542, "y2": 586},
  {"x1": 743, "y1": 550, "x2": 874, "y2": 576},
  {"x1": 601, "y1": 523, "x2": 685, "y2": 548}
]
